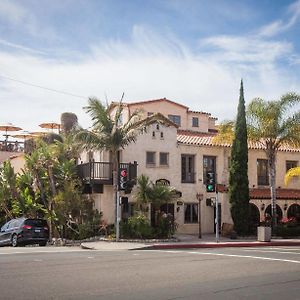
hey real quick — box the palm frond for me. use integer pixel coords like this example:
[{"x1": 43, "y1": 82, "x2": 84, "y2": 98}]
[{"x1": 285, "y1": 167, "x2": 300, "y2": 186}]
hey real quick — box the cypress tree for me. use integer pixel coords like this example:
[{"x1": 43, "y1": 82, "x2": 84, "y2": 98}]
[{"x1": 229, "y1": 80, "x2": 250, "y2": 235}]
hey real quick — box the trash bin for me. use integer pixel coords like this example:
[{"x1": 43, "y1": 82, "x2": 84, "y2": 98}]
[{"x1": 257, "y1": 226, "x2": 271, "y2": 242}]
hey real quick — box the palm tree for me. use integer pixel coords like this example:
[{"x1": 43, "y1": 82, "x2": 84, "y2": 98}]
[
  {"x1": 215, "y1": 92, "x2": 300, "y2": 227},
  {"x1": 76, "y1": 97, "x2": 173, "y2": 240},
  {"x1": 247, "y1": 93, "x2": 300, "y2": 226}
]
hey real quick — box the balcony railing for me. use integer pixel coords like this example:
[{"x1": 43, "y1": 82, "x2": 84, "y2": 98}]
[
  {"x1": 77, "y1": 161, "x2": 138, "y2": 185},
  {"x1": 0, "y1": 140, "x2": 24, "y2": 152}
]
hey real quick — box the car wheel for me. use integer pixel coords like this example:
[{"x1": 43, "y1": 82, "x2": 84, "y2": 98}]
[
  {"x1": 11, "y1": 234, "x2": 18, "y2": 247},
  {"x1": 39, "y1": 241, "x2": 47, "y2": 247}
]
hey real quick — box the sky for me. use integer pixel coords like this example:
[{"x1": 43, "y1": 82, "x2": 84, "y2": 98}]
[{"x1": 0, "y1": 0, "x2": 300, "y2": 136}]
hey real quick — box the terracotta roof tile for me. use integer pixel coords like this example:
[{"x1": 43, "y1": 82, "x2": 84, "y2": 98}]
[
  {"x1": 177, "y1": 130, "x2": 300, "y2": 152},
  {"x1": 250, "y1": 188, "x2": 300, "y2": 200}
]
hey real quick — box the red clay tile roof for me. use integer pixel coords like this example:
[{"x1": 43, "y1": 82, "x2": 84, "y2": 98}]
[
  {"x1": 177, "y1": 130, "x2": 300, "y2": 153},
  {"x1": 188, "y1": 110, "x2": 211, "y2": 116},
  {"x1": 250, "y1": 188, "x2": 300, "y2": 200}
]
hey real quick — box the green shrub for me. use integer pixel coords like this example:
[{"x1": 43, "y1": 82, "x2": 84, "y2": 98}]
[
  {"x1": 121, "y1": 215, "x2": 154, "y2": 239},
  {"x1": 273, "y1": 225, "x2": 300, "y2": 237},
  {"x1": 154, "y1": 213, "x2": 177, "y2": 238}
]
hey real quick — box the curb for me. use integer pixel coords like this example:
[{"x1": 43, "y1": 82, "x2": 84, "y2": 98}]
[{"x1": 145, "y1": 241, "x2": 300, "y2": 250}]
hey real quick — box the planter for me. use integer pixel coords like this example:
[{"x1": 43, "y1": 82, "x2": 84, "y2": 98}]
[{"x1": 257, "y1": 226, "x2": 271, "y2": 242}]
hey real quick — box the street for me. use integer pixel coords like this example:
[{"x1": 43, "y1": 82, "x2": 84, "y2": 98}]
[{"x1": 0, "y1": 246, "x2": 300, "y2": 299}]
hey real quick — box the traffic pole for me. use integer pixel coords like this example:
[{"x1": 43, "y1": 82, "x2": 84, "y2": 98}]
[{"x1": 215, "y1": 190, "x2": 219, "y2": 243}]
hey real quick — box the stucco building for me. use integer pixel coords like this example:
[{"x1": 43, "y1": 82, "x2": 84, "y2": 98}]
[{"x1": 78, "y1": 98, "x2": 300, "y2": 235}]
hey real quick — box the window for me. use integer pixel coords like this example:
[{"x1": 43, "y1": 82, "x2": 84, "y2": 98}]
[
  {"x1": 146, "y1": 151, "x2": 156, "y2": 166},
  {"x1": 160, "y1": 132, "x2": 164, "y2": 139},
  {"x1": 152, "y1": 131, "x2": 156, "y2": 138},
  {"x1": 160, "y1": 152, "x2": 169, "y2": 166},
  {"x1": 184, "y1": 203, "x2": 198, "y2": 223},
  {"x1": 192, "y1": 117, "x2": 199, "y2": 127},
  {"x1": 286, "y1": 160, "x2": 298, "y2": 172},
  {"x1": 181, "y1": 154, "x2": 195, "y2": 183},
  {"x1": 203, "y1": 156, "x2": 216, "y2": 184},
  {"x1": 168, "y1": 114, "x2": 181, "y2": 126},
  {"x1": 257, "y1": 159, "x2": 269, "y2": 185},
  {"x1": 156, "y1": 124, "x2": 160, "y2": 130}
]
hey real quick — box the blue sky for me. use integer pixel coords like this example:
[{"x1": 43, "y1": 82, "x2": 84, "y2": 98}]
[{"x1": 0, "y1": 0, "x2": 300, "y2": 134}]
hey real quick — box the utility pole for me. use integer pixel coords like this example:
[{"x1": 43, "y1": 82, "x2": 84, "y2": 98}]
[{"x1": 215, "y1": 190, "x2": 219, "y2": 243}]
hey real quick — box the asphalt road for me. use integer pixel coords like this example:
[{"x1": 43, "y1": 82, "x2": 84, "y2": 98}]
[{"x1": 0, "y1": 246, "x2": 300, "y2": 300}]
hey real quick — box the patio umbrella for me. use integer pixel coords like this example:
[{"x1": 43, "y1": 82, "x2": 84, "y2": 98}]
[
  {"x1": 39, "y1": 122, "x2": 60, "y2": 131},
  {"x1": 30, "y1": 131, "x2": 48, "y2": 137},
  {"x1": 0, "y1": 122, "x2": 22, "y2": 141},
  {"x1": 12, "y1": 131, "x2": 36, "y2": 139}
]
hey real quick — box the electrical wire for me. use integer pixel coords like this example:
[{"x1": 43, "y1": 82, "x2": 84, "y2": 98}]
[{"x1": 0, "y1": 74, "x2": 87, "y2": 99}]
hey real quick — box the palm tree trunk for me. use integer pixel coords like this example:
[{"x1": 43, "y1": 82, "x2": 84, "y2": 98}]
[
  {"x1": 112, "y1": 155, "x2": 120, "y2": 241},
  {"x1": 268, "y1": 150, "x2": 277, "y2": 227}
]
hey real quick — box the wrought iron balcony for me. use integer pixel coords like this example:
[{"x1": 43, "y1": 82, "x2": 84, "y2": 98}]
[{"x1": 77, "y1": 161, "x2": 137, "y2": 185}]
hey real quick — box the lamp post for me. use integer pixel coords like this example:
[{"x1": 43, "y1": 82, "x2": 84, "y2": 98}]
[{"x1": 196, "y1": 193, "x2": 203, "y2": 239}]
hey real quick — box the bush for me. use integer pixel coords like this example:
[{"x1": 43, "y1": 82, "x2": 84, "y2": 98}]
[
  {"x1": 154, "y1": 213, "x2": 177, "y2": 238},
  {"x1": 273, "y1": 225, "x2": 300, "y2": 237},
  {"x1": 121, "y1": 215, "x2": 154, "y2": 239}
]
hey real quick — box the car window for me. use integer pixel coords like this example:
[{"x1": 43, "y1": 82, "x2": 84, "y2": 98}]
[
  {"x1": 12, "y1": 220, "x2": 20, "y2": 228},
  {"x1": 24, "y1": 219, "x2": 47, "y2": 227},
  {"x1": 1, "y1": 221, "x2": 11, "y2": 231}
]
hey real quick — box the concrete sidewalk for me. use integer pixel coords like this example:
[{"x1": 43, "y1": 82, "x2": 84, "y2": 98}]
[{"x1": 81, "y1": 234, "x2": 300, "y2": 251}]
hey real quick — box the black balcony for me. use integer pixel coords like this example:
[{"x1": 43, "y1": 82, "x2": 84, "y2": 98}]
[{"x1": 77, "y1": 161, "x2": 138, "y2": 185}]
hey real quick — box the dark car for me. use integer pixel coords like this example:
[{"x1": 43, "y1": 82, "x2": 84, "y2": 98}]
[{"x1": 0, "y1": 217, "x2": 49, "y2": 247}]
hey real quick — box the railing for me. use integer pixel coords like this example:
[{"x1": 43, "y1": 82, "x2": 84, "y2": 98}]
[
  {"x1": 0, "y1": 140, "x2": 24, "y2": 152},
  {"x1": 77, "y1": 161, "x2": 138, "y2": 185},
  {"x1": 77, "y1": 162, "x2": 113, "y2": 183}
]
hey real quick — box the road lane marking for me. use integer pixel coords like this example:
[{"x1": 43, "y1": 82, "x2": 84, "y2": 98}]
[
  {"x1": 158, "y1": 250, "x2": 300, "y2": 264},
  {"x1": 243, "y1": 249, "x2": 300, "y2": 255},
  {"x1": 0, "y1": 249, "x2": 94, "y2": 255}
]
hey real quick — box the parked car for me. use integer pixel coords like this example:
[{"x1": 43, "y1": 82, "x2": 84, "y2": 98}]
[{"x1": 0, "y1": 217, "x2": 49, "y2": 247}]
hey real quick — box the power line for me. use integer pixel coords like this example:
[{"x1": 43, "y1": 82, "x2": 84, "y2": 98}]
[{"x1": 0, "y1": 74, "x2": 87, "y2": 99}]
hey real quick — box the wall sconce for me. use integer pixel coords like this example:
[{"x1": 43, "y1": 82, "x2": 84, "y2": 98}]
[
  {"x1": 261, "y1": 203, "x2": 265, "y2": 211},
  {"x1": 284, "y1": 203, "x2": 288, "y2": 211}
]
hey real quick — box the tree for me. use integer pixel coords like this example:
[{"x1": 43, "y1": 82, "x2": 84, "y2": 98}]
[
  {"x1": 215, "y1": 91, "x2": 300, "y2": 228},
  {"x1": 228, "y1": 80, "x2": 250, "y2": 235},
  {"x1": 76, "y1": 97, "x2": 172, "y2": 240},
  {"x1": 247, "y1": 93, "x2": 300, "y2": 226}
]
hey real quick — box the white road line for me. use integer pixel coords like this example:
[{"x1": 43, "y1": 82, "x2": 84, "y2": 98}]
[
  {"x1": 87, "y1": 256, "x2": 95, "y2": 259},
  {"x1": 243, "y1": 249, "x2": 300, "y2": 255},
  {"x1": 160, "y1": 250, "x2": 300, "y2": 264},
  {"x1": 246, "y1": 247, "x2": 300, "y2": 251},
  {"x1": 0, "y1": 249, "x2": 93, "y2": 255}
]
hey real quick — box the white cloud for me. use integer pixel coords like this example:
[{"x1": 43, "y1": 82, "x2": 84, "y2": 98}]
[
  {"x1": 0, "y1": 26, "x2": 299, "y2": 139},
  {"x1": 259, "y1": 0, "x2": 300, "y2": 37},
  {"x1": 201, "y1": 35, "x2": 292, "y2": 64}
]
